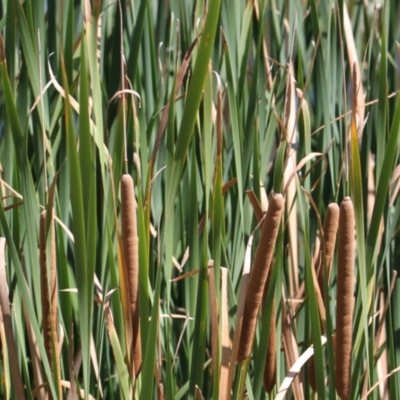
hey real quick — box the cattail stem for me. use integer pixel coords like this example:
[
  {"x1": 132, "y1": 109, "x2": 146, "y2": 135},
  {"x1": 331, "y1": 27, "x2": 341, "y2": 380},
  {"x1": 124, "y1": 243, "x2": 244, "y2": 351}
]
[
  {"x1": 335, "y1": 197, "x2": 355, "y2": 400},
  {"x1": 260, "y1": 262, "x2": 276, "y2": 394},
  {"x1": 220, "y1": 267, "x2": 230, "y2": 399},
  {"x1": 237, "y1": 193, "x2": 283, "y2": 362},
  {"x1": 40, "y1": 210, "x2": 61, "y2": 399},
  {"x1": 121, "y1": 174, "x2": 142, "y2": 376},
  {"x1": 157, "y1": 383, "x2": 164, "y2": 400}
]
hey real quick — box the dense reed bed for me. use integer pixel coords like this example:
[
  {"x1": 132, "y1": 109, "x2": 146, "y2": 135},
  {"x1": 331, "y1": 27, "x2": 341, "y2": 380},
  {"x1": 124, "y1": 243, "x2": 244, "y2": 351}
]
[{"x1": 0, "y1": 1, "x2": 400, "y2": 399}]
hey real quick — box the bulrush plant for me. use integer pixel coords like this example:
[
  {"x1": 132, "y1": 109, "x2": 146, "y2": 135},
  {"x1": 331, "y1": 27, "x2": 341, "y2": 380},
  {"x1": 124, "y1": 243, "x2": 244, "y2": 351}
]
[
  {"x1": 317, "y1": 202, "x2": 340, "y2": 304},
  {"x1": 263, "y1": 301, "x2": 276, "y2": 393},
  {"x1": 39, "y1": 210, "x2": 61, "y2": 399},
  {"x1": 335, "y1": 197, "x2": 355, "y2": 400},
  {"x1": 309, "y1": 202, "x2": 339, "y2": 393},
  {"x1": 120, "y1": 174, "x2": 142, "y2": 378},
  {"x1": 1, "y1": 0, "x2": 400, "y2": 398},
  {"x1": 237, "y1": 193, "x2": 284, "y2": 362}
]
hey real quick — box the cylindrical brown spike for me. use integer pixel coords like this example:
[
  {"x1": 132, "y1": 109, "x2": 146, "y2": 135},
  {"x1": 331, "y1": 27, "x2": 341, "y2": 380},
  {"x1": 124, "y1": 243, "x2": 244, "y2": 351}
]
[
  {"x1": 335, "y1": 197, "x2": 355, "y2": 400},
  {"x1": 317, "y1": 203, "x2": 340, "y2": 301},
  {"x1": 121, "y1": 174, "x2": 142, "y2": 376},
  {"x1": 309, "y1": 203, "x2": 339, "y2": 393},
  {"x1": 237, "y1": 193, "x2": 283, "y2": 362},
  {"x1": 263, "y1": 300, "x2": 276, "y2": 393}
]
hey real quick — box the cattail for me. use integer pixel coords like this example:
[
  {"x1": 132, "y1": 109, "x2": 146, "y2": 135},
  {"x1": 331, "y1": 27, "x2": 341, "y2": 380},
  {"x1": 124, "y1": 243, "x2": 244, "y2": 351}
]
[
  {"x1": 317, "y1": 203, "x2": 340, "y2": 302},
  {"x1": 263, "y1": 301, "x2": 276, "y2": 393},
  {"x1": 335, "y1": 197, "x2": 355, "y2": 400},
  {"x1": 121, "y1": 174, "x2": 142, "y2": 376},
  {"x1": 309, "y1": 203, "x2": 339, "y2": 392},
  {"x1": 40, "y1": 210, "x2": 61, "y2": 399},
  {"x1": 237, "y1": 193, "x2": 283, "y2": 362}
]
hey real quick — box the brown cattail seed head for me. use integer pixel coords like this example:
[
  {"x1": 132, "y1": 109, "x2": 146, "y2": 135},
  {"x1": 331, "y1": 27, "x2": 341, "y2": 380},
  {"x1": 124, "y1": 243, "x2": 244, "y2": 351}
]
[
  {"x1": 121, "y1": 174, "x2": 142, "y2": 376},
  {"x1": 317, "y1": 203, "x2": 340, "y2": 301},
  {"x1": 237, "y1": 193, "x2": 283, "y2": 362},
  {"x1": 309, "y1": 203, "x2": 340, "y2": 392},
  {"x1": 335, "y1": 197, "x2": 355, "y2": 400}
]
